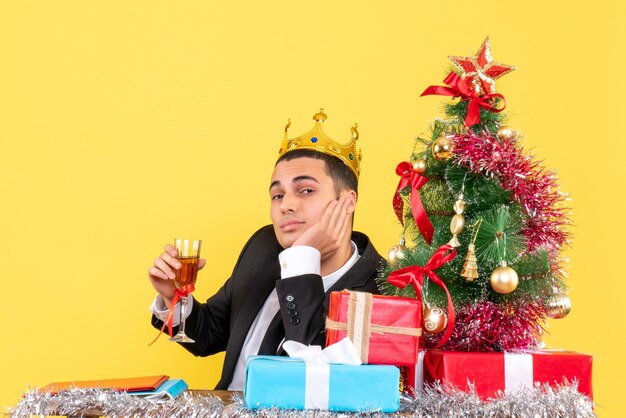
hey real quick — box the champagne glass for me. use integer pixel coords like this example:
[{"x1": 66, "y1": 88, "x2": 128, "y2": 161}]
[{"x1": 170, "y1": 238, "x2": 201, "y2": 343}]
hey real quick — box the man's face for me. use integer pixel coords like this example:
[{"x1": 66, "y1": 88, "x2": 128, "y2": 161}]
[{"x1": 270, "y1": 157, "x2": 344, "y2": 248}]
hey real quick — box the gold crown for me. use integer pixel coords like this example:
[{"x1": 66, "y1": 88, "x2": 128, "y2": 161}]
[{"x1": 278, "y1": 109, "x2": 362, "y2": 178}]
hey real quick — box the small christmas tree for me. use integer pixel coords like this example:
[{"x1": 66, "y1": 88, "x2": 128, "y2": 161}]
[{"x1": 380, "y1": 37, "x2": 572, "y2": 351}]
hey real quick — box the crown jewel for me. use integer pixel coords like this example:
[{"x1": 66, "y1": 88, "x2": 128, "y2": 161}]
[{"x1": 278, "y1": 109, "x2": 362, "y2": 178}]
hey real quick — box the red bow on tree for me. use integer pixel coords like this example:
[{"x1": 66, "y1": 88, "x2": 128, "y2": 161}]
[
  {"x1": 393, "y1": 161, "x2": 434, "y2": 245},
  {"x1": 388, "y1": 244, "x2": 457, "y2": 349},
  {"x1": 421, "y1": 72, "x2": 506, "y2": 127}
]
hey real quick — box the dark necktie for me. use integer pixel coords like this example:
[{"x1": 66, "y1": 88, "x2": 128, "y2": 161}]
[{"x1": 257, "y1": 310, "x2": 285, "y2": 355}]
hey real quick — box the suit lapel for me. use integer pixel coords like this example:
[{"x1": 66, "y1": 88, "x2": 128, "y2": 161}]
[{"x1": 219, "y1": 245, "x2": 281, "y2": 387}]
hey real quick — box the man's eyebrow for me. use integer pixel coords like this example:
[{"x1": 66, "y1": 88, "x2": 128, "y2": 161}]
[
  {"x1": 269, "y1": 176, "x2": 320, "y2": 191},
  {"x1": 269, "y1": 180, "x2": 281, "y2": 191},
  {"x1": 293, "y1": 175, "x2": 320, "y2": 184}
]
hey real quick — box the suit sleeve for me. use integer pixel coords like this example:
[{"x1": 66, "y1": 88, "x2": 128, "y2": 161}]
[
  {"x1": 274, "y1": 275, "x2": 326, "y2": 346},
  {"x1": 274, "y1": 258, "x2": 382, "y2": 349},
  {"x1": 151, "y1": 270, "x2": 235, "y2": 357}
]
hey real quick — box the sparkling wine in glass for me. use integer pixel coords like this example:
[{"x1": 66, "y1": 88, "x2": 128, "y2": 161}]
[{"x1": 170, "y1": 238, "x2": 201, "y2": 343}]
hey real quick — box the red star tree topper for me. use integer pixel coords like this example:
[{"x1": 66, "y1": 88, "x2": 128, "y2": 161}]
[{"x1": 448, "y1": 37, "x2": 516, "y2": 96}]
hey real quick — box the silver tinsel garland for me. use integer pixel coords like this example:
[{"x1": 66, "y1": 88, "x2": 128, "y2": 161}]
[{"x1": 8, "y1": 383, "x2": 595, "y2": 418}]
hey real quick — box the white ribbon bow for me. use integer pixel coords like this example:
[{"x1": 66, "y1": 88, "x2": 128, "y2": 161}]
[
  {"x1": 283, "y1": 337, "x2": 362, "y2": 365},
  {"x1": 281, "y1": 338, "x2": 362, "y2": 409}
]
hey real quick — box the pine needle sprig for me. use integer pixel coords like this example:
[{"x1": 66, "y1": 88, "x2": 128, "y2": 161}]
[{"x1": 475, "y1": 204, "x2": 525, "y2": 269}]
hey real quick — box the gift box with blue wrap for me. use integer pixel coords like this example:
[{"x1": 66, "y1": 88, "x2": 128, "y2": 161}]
[
  {"x1": 244, "y1": 356, "x2": 399, "y2": 412},
  {"x1": 244, "y1": 340, "x2": 400, "y2": 412}
]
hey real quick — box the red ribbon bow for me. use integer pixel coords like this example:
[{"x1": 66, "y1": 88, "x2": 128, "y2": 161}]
[
  {"x1": 388, "y1": 244, "x2": 456, "y2": 349},
  {"x1": 393, "y1": 161, "x2": 434, "y2": 245},
  {"x1": 149, "y1": 284, "x2": 195, "y2": 345},
  {"x1": 420, "y1": 72, "x2": 506, "y2": 127}
]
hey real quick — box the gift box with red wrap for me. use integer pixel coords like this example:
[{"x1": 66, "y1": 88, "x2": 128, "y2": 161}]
[
  {"x1": 325, "y1": 291, "x2": 422, "y2": 366},
  {"x1": 407, "y1": 350, "x2": 593, "y2": 400},
  {"x1": 326, "y1": 245, "x2": 458, "y2": 367}
]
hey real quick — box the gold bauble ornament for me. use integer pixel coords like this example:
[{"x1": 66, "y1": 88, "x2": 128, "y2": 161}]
[
  {"x1": 423, "y1": 307, "x2": 447, "y2": 334},
  {"x1": 431, "y1": 136, "x2": 454, "y2": 160},
  {"x1": 412, "y1": 159, "x2": 427, "y2": 174},
  {"x1": 545, "y1": 293, "x2": 572, "y2": 319},
  {"x1": 387, "y1": 244, "x2": 407, "y2": 268},
  {"x1": 497, "y1": 126, "x2": 516, "y2": 141},
  {"x1": 489, "y1": 264, "x2": 519, "y2": 294}
]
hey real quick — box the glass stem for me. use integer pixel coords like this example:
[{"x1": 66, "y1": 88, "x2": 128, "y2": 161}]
[{"x1": 179, "y1": 296, "x2": 187, "y2": 336}]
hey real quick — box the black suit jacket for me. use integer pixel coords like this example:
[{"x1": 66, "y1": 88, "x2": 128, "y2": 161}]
[{"x1": 152, "y1": 225, "x2": 383, "y2": 389}]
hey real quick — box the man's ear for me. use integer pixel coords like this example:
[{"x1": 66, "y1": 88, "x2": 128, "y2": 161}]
[{"x1": 339, "y1": 189, "x2": 357, "y2": 199}]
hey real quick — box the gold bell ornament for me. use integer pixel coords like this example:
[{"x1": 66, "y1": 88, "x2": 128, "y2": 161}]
[
  {"x1": 461, "y1": 219, "x2": 483, "y2": 282},
  {"x1": 460, "y1": 243, "x2": 479, "y2": 281}
]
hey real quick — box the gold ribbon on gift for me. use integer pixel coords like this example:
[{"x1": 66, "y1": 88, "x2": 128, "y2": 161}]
[{"x1": 325, "y1": 291, "x2": 422, "y2": 363}]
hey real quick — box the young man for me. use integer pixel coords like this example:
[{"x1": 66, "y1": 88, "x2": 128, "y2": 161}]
[{"x1": 148, "y1": 110, "x2": 383, "y2": 390}]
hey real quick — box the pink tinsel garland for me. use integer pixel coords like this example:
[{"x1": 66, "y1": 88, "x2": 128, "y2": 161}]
[
  {"x1": 451, "y1": 131, "x2": 570, "y2": 255},
  {"x1": 426, "y1": 299, "x2": 547, "y2": 351}
]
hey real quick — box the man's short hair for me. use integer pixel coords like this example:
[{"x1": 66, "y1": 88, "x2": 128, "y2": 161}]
[{"x1": 276, "y1": 149, "x2": 358, "y2": 196}]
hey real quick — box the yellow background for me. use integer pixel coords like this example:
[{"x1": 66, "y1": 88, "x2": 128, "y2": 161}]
[{"x1": 1, "y1": 1, "x2": 623, "y2": 416}]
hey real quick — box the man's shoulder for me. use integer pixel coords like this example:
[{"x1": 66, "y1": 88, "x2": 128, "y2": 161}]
[
  {"x1": 351, "y1": 229, "x2": 369, "y2": 242},
  {"x1": 351, "y1": 230, "x2": 383, "y2": 262},
  {"x1": 230, "y1": 225, "x2": 282, "y2": 273},
  {"x1": 249, "y1": 224, "x2": 278, "y2": 242},
  {"x1": 241, "y1": 225, "x2": 282, "y2": 253}
]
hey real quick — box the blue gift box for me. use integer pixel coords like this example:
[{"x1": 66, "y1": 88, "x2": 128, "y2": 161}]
[{"x1": 244, "y1": 355, "x2": 400, "y2": 412}]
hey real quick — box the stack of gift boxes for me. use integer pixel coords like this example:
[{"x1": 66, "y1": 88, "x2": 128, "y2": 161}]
[
  {"x1": 244, "y1": 283, "x2": 592, "y2": 412},
  {"x1": 244, "y1": 289, "x2": 424, "y2": 413}
]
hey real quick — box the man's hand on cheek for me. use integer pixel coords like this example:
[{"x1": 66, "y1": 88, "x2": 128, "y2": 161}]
[{"x1": 292, "y1": 196, "x2": 355, "y2": 258}]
